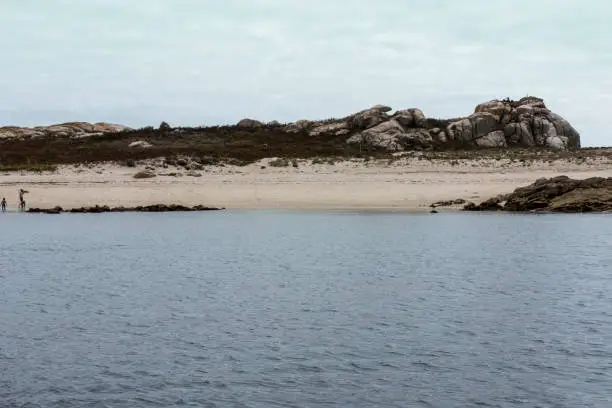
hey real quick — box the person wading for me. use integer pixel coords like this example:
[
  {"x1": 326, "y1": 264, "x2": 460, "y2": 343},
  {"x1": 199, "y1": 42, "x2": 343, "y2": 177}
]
[{"x1": 18, "y1": 189, "x2": 29, "y2": 211}]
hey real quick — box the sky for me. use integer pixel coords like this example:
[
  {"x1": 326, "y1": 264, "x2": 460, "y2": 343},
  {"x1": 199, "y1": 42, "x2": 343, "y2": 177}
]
[{"x1": 1, "y1": 0, "x2": 610, "y2": 146}]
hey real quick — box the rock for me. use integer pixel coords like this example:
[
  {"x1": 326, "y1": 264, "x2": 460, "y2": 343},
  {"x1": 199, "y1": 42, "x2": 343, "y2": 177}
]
[
  {"x1": 347, "y1": 119, "x2": 406, "y2": 152},
  {"x1": 309, "y1": 121, "x2": 350, "y2": 137},
  {"x1": 516, "y1": 96, "x2": 546, "y2": 109},
  {"x1": 132, "y1": 170, "x2": 156, "y2": 179},
  {"x1": 284, "y1": 120, "x2": 311, "y2": 133},
  {"x1": 393, "y1": 108, "x2": 426, "y2": 128},
  {"x1": 403, "y1": 129, "x2": 434, "y2": 148},
  {"x1": 348, "y1": 120, "x2": 434, "y2": 151},
  {"x1": 348, "y1": 105, "x2": 392, "y2": 130},
  {"x1": 462, "y1": 197, "x2": 503, "y2": 211},
  {"x1": 433, "y1": 198, "x2": 467, "y2": 207},
  {"x1": 185, "y1": 171, "x2": 202, "y2": 177},
  {"x1": 463, "y1": 202, "x2": 477, "y2": 211},
  {"x1": 236, "y1": 118, "x2": 264, "y2": 129},
  {"x1": 128, "y1": 140, "x2": 152, "y2": 148},
  {"x1": 475, "y1": 131, "x2": 507, "y2": 148},
  {"x1": 471, "y1": 176, "x2": 612, "y2": 213},
  {"x1": 0, "y1": 122, "x2": 131, "y2": 140},
  {"x1": 65, "y1": 204, "x2": 224, "y2": 213},
  {"x1": 27, "y1": 206, "x2": 63, "y2": 214},
  {"x1": 446, "y1": 112, "x2": 499, "y2": 144},
  {"x1": 269, "y1": 158, "x2": 291, "y2": 167},
  {"x1": 92, "y1": 122, "x2": 131, "y2": 133},
  {"x1": 549, "y1": 113, "x2": 580, "y2": 148},
  {"x1": 430, "y1": 200, "x2": 452, "y2": 208},
  {"x1": 504, "y1": 122, "x2": 534, "y2": 146},
  {"x1": 475, "y1": 100, "x2": 511, "y2": 118},
  {"x1": 267, "y1": 120, "x2": 281, "y2": 126},
  {"x1": 70, "y1": 205, "x2": 111, "y2": 213},
  {"x1": 532, "y1": 117, "x2": 557, "y2": 146},
  {"x1": 546, "y1": 136, "x2": 566, "y2": 149}
]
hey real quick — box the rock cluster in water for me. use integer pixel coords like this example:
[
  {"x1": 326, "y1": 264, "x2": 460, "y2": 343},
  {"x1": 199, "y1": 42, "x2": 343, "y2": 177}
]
[
  {"x1": 464, "y1": 176, "x2": 612, "y2": 213},
  {"x1": 27, "y1": 204, "x2": 224, "y2": 214}
]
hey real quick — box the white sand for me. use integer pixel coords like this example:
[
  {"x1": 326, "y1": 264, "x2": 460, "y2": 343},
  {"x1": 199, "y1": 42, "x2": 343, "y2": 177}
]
[{"x1": 1, "y1": 156, "x2": 610, "y2": 211}]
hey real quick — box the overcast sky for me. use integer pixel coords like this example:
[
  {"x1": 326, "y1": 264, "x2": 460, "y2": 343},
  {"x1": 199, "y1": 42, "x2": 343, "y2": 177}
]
[{"x1": 1, "y1": 0, "x2": 610, "y2": 145}]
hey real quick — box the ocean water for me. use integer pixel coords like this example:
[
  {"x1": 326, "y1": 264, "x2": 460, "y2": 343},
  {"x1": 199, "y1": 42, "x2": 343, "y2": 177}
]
[{"x1": 1, "y1": 211, "x2": 611, "y2": 408}]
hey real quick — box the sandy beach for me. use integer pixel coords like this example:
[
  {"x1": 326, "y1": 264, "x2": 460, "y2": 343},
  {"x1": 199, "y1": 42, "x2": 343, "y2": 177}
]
[{"x1": 0, "y1": 156, "x2": 610, "y2": 211}]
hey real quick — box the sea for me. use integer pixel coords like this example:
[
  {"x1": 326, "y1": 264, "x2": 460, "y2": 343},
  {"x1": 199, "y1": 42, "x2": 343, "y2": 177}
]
[{"x1": 1, "y1": 211, "x2": 611, "y2": 407}]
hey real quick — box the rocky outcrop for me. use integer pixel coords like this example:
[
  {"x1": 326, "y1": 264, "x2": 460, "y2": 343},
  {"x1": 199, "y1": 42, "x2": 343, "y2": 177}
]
[
  {"x1": 0, "y1": 122, "x2": 131, "y2": 140},
  {"x1": 335, "y1": 96, "x2": 579, "y2": 151},
  {"x1": 464, "y1": 176, "x2": 612, "y2": 213},
  {"x1": 28, "y1": 204, "x2": 224, "y2": 214},
  {"x1": 1, "y1": 96, "x2": 579, "y2": 155}
]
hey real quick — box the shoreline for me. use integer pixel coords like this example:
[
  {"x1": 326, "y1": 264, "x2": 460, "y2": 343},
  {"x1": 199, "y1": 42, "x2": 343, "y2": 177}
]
[{"x1": 0, "y1": 157, "x2": 610, "y2": 211}]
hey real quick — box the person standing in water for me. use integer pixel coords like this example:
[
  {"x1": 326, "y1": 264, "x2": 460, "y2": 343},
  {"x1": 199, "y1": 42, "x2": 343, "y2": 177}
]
[
  {"x1": 1, "y1": 197, "x2": 6, "y2": 212},
  {"x1": 18, "y1": 189, "x2": 28, "y2": 211}
]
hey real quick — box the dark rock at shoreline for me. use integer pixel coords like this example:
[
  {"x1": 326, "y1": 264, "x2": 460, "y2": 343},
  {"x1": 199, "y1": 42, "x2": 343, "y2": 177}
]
[
  {"x1": 28, "y1": 204, "x2": 224, "y2": 214},
  {"x1": 464, "y1": 176, "x2": 612, "y2": 213},
  {"x1": 430, "y1": 198, "x2": 466, "y2": 208},
  {"x1": 462, "y1": 197, "x2": 504, "y2": 212},
  {"x1": 27, "y1": 206, "x2": 63, "y2": 214}
]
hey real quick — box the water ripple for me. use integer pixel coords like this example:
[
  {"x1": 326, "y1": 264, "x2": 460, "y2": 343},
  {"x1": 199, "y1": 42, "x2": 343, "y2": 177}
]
[{"x1": 1, "y1": 212, "x2": 611, "y2": 407}]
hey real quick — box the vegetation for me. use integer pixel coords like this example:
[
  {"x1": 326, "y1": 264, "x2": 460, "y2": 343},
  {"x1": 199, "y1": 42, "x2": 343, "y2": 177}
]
[
  {"x1": 0, "y1": 163, "x2": 57, "y2": 172},
  {"x1": 0, "y1": 125, "x2": 375, "y2": 167},
  {"x1": 0, "y1": 123, "x2": 608, "y2": 170}
]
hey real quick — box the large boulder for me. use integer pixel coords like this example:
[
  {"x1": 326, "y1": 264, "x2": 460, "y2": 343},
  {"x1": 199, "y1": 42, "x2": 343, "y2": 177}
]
[
  {"x1": 393, "y1": 108, "x2": 426, "y2": 128},
  {"x1": 475, "y1": 100, "x2": 511, "y2": 118},
  {"x1": 129, "y1": 140, "x2": 153, "y2": 148},
  {"x1": 348, "y1": 105, "x2": 392, "y2": 130},
  {"x1": 504, "y1": 122, "x2": 534, "y2": 146},
  {"x1": 446, "y1": 112, "x2": 499, "y2": 144},
  {"x1": 347, "y1": 119, "x2": 406, "y2": 151},
  {"x1": 347, "y1": 120, "x2": 435, "y2": 151},
  {"x1": 465, "y1": 176, "x2": 612, "y2": 213},
  {"x1": 549, "y1": 113, "x2": 580, "y2": 148},
  {"x1": 475, "y1": 131, "x2": 507, "y2": 148},
  {"x1": 236, "y1": 118, "x2": 264, "y2": 129}
]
